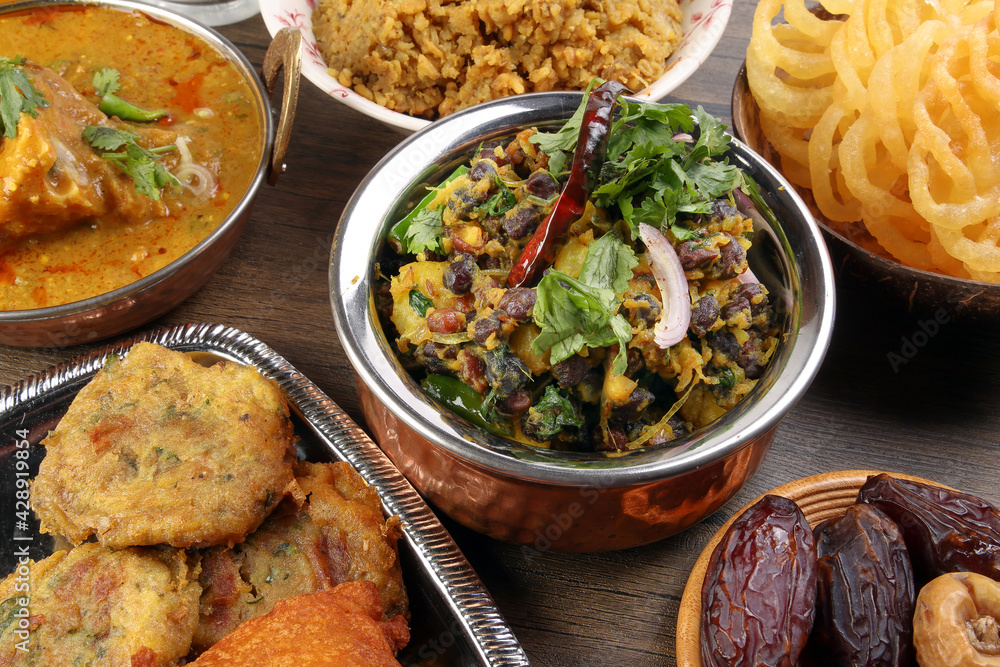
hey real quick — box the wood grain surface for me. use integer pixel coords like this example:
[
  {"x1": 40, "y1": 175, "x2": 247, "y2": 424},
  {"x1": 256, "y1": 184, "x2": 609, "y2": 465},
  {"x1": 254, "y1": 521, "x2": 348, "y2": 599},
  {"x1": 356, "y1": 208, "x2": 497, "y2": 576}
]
[{"x1": 2, "y1": 1, "x2": 1000, "y2": 664}]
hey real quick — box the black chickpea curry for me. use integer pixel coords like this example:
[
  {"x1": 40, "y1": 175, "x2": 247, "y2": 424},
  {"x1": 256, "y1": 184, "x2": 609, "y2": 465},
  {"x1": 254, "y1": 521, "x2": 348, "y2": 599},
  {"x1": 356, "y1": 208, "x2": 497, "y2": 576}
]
[{"x1": 378, "y1": 82, "x2": 783, "y2": 454}]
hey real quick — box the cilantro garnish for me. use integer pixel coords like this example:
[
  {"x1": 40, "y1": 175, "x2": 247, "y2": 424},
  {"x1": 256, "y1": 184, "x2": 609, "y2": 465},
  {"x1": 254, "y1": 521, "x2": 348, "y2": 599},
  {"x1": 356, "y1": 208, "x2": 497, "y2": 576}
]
[
  {"x1": 578, "y1": 230, "x2": 639, "y2": 295},
  {"x1": 476, "y1": 178, "x2": 516, "y2": 217},
  {"x1": 523, "y1": 385, "x2": 584, "y2": 439},
  {"x1": 528, "y1": 107, "x2": 583, "y2": 157},
  {"x1": 533, "y1": 276, "x2": 628, "y2": 380},
  {"x1": 531, "y1": 231, "x2": 637, "y2": 376},
  {"x1": 401, "y1": 207, "x2": 445, "y2": 255},
  {"x1": 0, "y1": 56, "x2": 48, "y2": 140},
  {"x1": 667, "y1": 221, "x2": 700, "y2": 241},
  {"x1": 409, "y1": 289, "x2": 433, "y2": 317},
  {"x1": 531, "y1": 90, "x2": 742, "y2": 237},
  {"x1": 528, "y1": 79, "x2": 599, "y2": 177},
  {"x1": 595, "y1": 101, "x2": 741, "y2": 234},
  {"x1": 388, "y1": 166, "x2": 467, "y2": 255},
  {"x1": 92, "y1": 67, "x2": 120, "y2": 96},
  {"x1": 532, "y1": 269, "x2": 633, "y2": 376},
  {"x1": 686, "y1": 106, "x2": 731, "y2": 167},
  {"x1": 82, "y1": 125, "x2": 179, "y2": 200},
  {"x1": 716, "y1": 366, "x2": 738, "y2": 389}
]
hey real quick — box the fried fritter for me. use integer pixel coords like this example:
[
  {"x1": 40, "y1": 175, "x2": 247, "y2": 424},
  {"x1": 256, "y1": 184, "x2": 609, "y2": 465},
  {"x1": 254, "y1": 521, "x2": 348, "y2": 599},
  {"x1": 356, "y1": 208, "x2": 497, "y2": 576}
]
[
  {"x1": 0, "y1": 543, "x2": 201, "y2": 666},
  {"x1": 190, "y1": 582, "x2": 409, "y2": 667},
  {"x1": 194, "y1": 461, "x2": 408, "y2": 651},
  {"x1": 31, "y1": 342, "x2": 297, "y2": 549},
  {"x1": 295, "y1": 462, "x2": 408, "y2": 618}
]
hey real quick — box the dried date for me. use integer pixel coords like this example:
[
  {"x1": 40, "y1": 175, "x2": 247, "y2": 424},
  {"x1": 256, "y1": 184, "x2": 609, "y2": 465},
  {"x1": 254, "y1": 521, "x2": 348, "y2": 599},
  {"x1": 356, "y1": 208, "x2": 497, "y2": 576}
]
[
  {"x1": 812, "y1": 503, "x2": 915, "y2": 667},
  {"x1": 913, "y1": 572, "x2": 1000, "y2": 667},
  {"x1": 858, "y1": 473, "x2": 1000, "y2": 583},
  {"x1": 701, "y1": 494, "x2": 817, "y2": 667}
]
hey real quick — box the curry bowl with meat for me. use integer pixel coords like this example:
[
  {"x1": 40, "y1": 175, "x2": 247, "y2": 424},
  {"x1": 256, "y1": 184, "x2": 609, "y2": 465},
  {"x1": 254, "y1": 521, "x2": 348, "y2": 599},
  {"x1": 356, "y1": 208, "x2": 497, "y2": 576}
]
[
  {"x1": 331, "y1": 91, "x2": 837, "y2": 551},
  {"x1": 0, "y1": 0, "x2": 296, "y2": 347}
]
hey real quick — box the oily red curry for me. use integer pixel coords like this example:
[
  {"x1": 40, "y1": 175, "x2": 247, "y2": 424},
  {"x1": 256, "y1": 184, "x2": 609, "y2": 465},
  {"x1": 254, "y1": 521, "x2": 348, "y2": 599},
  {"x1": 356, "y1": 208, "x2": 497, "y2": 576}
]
[{"x1": 0, "y1": 5, "x2": 262, "y2": 309}]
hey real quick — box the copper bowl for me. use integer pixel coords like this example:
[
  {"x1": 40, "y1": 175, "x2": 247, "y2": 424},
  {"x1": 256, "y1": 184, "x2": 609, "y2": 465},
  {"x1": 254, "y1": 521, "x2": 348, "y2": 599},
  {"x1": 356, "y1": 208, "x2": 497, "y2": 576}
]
[
  {"x1": 0, "y1": 0, "x2": 300, "y2": 347},
  {"x1": 731, "y1": 64, "x2": 1000, "y2": 318},
  {"x1": 329, "y1": 93, "x2": 836, "y2": 552}
]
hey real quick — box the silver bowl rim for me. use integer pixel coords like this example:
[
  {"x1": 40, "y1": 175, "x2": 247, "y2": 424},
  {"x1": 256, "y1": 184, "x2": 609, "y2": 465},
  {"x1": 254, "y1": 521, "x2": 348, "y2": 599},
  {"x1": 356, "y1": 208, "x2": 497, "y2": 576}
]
[
  {"x1": 0, "y1": 0, "x2": 275, "y2": 323},
  {"x1": 330, "y1": 92, "x2": 837, "y2": 486}
]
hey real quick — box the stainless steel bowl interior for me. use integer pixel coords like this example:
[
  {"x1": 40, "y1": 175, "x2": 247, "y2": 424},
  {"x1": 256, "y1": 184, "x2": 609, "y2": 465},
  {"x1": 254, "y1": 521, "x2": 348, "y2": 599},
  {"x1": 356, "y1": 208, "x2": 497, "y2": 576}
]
[
  {"x1": 331, "y1": 92, "x2": 836, "y2": 487},
  {"x1": 0, "y1": 0, "x2": 275, "y2": 343}
]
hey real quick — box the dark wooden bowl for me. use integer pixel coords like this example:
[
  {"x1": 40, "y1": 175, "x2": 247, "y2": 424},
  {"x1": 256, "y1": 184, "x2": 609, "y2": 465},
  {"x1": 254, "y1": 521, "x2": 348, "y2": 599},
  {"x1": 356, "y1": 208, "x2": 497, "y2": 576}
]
[{"x1": 731, "y1": 64, "x2": 1000, "y2": 320}]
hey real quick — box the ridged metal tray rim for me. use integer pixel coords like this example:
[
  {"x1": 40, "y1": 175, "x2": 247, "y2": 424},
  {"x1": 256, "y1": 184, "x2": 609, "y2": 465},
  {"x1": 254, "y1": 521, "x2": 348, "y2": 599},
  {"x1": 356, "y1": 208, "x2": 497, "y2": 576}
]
[{"x1": 0, "y1": 322, "x2": 529, "y2": 666}]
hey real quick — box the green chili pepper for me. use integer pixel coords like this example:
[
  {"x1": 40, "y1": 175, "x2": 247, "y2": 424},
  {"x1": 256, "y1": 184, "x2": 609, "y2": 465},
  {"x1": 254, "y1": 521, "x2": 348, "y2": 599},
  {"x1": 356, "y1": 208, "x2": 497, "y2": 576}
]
[
  {"x1": 421, "y1": 373, "x2": 512, "y2": 436},
  {"x1": 717, "y1": 366, "x2": 738, "y2": 389},
  {"x1": 388, "y1": 165, "x2": 468, "y2": 248},
  {"x1": 409, "y1": 289, "x2": 433, "y2": 317},
  {"x1": 99, "y1": 93, "x2": 168, "y2": 122}
]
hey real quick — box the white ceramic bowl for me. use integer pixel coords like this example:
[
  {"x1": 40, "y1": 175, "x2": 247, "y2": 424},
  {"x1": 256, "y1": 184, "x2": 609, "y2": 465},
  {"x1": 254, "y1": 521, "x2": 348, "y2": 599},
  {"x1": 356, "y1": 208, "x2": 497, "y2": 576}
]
[{"x1": 260, "y1": 0, "x2": 732, "y2": 133}]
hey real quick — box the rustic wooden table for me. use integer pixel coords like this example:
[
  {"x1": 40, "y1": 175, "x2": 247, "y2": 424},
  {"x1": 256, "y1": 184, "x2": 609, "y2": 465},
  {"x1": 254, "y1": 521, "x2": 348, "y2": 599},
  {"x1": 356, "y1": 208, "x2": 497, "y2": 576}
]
[{"x1": 2, "y1": 1, "x2": 999, "y2": 664}]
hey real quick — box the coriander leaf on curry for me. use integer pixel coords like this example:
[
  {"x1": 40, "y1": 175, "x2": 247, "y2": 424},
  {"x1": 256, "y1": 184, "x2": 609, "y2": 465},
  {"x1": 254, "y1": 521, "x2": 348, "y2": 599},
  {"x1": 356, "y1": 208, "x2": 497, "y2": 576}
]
[
  {"x1": 82, "y1": 125, "x2": 179, "y2": 201},
  {"x1": 0, "y1": 55, "x2": 48, "y2": 139},
  {"x1": 92, "y1": 67, "x2": 120, "y2": 96},
  {"x1": 377, "y1": 84, "x2": 782, "y2": 453}
]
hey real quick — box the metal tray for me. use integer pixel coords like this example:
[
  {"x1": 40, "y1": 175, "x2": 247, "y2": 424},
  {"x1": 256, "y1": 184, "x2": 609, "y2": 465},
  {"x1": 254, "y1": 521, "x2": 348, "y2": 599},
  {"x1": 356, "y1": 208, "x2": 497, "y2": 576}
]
[{"x1": 0, "y1": 323, "x2": 529, "y2": 666}]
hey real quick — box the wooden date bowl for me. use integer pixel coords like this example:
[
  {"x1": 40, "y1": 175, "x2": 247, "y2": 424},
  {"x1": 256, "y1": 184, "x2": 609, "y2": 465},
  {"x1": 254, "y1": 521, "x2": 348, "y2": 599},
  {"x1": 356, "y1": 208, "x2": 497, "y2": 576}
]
[{"x1": 674, "y1": 469, "x2": 952, "y2": 667}]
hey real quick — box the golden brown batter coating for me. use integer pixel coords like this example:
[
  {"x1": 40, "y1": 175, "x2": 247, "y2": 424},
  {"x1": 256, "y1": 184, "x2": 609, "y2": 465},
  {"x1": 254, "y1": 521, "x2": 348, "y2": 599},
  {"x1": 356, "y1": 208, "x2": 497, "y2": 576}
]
[
  {"x1": 0, "y1": 544, "x2": 201, "y2": 667},
  {"x1": 31, "y1": 342, "x2": 297, "y2": 549},
  {"x1": 193, "y1": 461, "x2": 408, "y2": 651},
  {"x1": 190, "y1": 582, "x2": 408, "y2": 667}
]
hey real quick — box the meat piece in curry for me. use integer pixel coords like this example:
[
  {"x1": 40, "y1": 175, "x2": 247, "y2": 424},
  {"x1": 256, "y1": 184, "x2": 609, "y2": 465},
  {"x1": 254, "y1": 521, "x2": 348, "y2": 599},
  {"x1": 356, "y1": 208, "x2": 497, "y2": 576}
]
[{"x1": 0, "y1": 63, "x2": 169, "y2": 244}]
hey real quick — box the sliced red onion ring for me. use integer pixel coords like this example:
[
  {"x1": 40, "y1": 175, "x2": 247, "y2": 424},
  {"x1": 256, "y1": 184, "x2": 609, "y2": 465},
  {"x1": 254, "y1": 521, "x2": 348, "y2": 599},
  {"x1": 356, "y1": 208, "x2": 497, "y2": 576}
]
[
  {"x1": 639, "y1": 223, "x2": 691, "y2": 348},
  {"x1": 733, "y1": 188, "x2": 768, "y2": 229},
  {"x1": 738, "y1": 266, "x2": 760, "y2": 284},
  {"x1": 731, "y1": 189, "x2": 763, "y2": 285},
  {"x1": 672, "y1": 132, "x2": 694, "y2": 143}
]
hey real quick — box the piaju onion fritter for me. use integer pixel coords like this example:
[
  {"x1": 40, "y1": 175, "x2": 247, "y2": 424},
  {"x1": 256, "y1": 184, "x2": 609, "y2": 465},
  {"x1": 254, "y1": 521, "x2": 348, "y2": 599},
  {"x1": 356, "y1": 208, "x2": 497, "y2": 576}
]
[
  {"x1": 0, "y1": 544, "x2": 201, "y2": 666},
  {"x1": 31, "y1": 342, "x2": 297, "y2": 548}
]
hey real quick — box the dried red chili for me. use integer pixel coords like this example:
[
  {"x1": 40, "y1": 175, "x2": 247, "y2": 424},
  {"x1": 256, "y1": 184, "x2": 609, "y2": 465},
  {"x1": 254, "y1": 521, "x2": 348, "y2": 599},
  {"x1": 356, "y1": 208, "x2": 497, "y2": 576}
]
[{"x1": 506, "y1": 80, "x2": 626, "y2": 288}]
